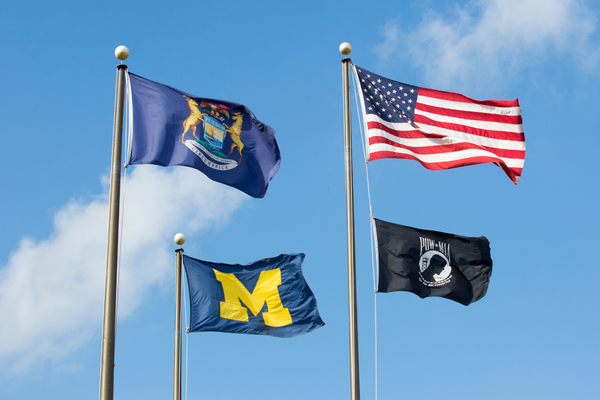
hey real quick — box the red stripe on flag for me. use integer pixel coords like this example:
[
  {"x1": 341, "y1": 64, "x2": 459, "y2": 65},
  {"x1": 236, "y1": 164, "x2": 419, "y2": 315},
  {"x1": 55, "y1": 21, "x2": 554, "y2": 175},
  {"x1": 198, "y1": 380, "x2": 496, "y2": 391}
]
[
  {"x1": 413, "y1": 114, "x2": 525, "y2": 142},
  {"x1": 415, "y1": 102, "x2": 523, "y2": 125},
  {"x1": 368, "y1": 136, "x2": 525, "y2": 160},
  {"x1": 367, "y1": 121, "x2": 437, "y2": 139},
  {"x1": 418, "y1": 87, "x2": 520, "y2": 108},
  {"x1": 369, "y1": 151, "x2": 521, "y2": 183}
]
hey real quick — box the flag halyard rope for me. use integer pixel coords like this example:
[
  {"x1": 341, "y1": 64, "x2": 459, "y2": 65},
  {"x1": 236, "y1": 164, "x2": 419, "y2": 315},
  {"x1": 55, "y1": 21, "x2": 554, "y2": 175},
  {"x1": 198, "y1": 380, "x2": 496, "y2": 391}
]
[
  {"x1": 182, "y1": 263, "x2": 190, "y2": 400},
  {"x1": 114, "y1": 69, "x2": 130, "y2": 364},
  {"x1": 351, "y1": 62, "x2": 379, "y2": 400}
]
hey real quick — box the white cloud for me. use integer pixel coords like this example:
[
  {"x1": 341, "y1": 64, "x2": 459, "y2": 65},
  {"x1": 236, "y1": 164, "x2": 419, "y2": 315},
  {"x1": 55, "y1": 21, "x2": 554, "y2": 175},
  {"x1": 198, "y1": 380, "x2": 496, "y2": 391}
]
[
  {"x1": 374, "y1": 0, "x2": 599, "y2": 90},
  {"x1": 0, "y1": 166, "x2": 247, "y2": 372}
]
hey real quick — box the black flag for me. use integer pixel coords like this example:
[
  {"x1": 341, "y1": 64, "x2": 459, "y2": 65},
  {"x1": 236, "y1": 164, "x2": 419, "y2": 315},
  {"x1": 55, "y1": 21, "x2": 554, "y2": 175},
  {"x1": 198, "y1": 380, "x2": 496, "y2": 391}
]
[{"x1": 375, "y1": 218, "x2": 492, "y2": 306}]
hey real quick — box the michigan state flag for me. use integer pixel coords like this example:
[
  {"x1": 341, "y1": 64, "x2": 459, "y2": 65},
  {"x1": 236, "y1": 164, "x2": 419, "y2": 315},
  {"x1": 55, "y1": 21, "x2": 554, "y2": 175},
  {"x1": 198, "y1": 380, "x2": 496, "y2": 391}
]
[
  {"x1": 375, "y1": 218, "x2": 492, "y2": 306},
  {"x1": 126, "y1": 72, "x2": 281, "y2": 198},
  {"x1": 183, "y1": 253, "x2": 324, "y2": 338}
]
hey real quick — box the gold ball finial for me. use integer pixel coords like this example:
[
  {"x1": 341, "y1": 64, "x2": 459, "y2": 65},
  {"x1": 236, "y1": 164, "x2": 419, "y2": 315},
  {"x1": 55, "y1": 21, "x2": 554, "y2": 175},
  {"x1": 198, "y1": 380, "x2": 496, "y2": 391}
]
[
  {"x1": 174, "y1": 233, "x2": 186, "y2": 246},
  {"x1": 339, "y1": 42, "x2": 352, "y2": 56},
  {"x1": 115, "y1": 45, "x2": 129, "y2": 61}
]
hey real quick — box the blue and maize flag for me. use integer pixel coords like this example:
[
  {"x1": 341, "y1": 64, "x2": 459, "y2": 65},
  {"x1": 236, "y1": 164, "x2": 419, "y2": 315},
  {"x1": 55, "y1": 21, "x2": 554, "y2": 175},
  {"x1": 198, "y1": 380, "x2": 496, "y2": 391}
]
[
  {"x1": 183, "y1": 253, "x2": 324, "y2": 338},
  {"x1": 126, "y1": 72, "x2": 281, "y2": 198}
]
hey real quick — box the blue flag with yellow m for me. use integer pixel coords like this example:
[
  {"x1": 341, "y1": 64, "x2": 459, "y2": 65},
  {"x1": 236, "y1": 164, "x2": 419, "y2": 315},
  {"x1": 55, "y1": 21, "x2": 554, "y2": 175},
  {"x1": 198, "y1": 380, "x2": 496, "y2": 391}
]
[
  {"x1": 126, "y1": 72, "x2": 281, "y2": 198},
  {"x1": 183, "y1": 253, "x2": 324, "y2": 338}
]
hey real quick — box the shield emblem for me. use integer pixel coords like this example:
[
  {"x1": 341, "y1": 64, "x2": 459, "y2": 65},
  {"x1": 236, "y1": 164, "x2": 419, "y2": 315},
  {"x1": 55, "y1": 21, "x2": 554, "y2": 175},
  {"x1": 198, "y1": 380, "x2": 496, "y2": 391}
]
[{"x1": 204, "y1": 115, "x2": 226, "y2": 150}]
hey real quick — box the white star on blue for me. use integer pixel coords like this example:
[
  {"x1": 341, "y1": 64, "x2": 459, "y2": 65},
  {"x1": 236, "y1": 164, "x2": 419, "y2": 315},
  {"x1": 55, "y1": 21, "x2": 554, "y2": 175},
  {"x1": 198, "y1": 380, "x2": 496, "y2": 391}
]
[{"x1": 355, "y1": 66, "x2": 419, "y2": 126}]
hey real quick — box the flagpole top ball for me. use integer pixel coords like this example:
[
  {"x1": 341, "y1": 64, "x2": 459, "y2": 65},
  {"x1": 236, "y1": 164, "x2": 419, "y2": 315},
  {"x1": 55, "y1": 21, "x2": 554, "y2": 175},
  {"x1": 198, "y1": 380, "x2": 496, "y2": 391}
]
[
  {"x1": 339, "y1": 42, "x2": 352, "y2": 56},
  {"x1": 115, "y1": 45, "x2": 129, "y2": 61},
  {"x1": 174, "y1": 233, "x2": 186, "y2": 246}
]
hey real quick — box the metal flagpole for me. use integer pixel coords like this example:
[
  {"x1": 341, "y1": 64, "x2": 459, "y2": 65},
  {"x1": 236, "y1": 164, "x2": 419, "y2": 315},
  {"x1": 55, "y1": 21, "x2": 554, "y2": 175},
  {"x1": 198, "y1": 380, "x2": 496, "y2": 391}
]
[
  {"x1": 173, "y1": 233, "x2": 186, "y2": 400},
  {"x1": 99, "y1": 45, "x2": 129, "y2": 400},
  {"x1": 340, "y1": 42, "x2": 360, "y2": 400}
]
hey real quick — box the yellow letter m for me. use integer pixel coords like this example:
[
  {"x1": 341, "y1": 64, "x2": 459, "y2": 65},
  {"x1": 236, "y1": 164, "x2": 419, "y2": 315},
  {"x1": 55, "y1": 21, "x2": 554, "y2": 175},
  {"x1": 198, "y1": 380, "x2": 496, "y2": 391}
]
[{"x1": 213, "y1": 269, "x2": 293, "y2": 327}]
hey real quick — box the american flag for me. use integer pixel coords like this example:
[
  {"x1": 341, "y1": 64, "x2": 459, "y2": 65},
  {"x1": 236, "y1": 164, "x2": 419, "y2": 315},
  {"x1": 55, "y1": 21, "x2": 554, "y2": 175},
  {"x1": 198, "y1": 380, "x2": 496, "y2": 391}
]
[{"x1": 353, "y1": 65, "x2": 525, "y2": 184}]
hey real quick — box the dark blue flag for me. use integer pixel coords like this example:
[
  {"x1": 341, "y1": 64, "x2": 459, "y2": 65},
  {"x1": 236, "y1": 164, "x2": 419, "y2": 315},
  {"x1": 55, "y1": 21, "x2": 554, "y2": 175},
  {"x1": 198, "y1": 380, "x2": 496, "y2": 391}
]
[
  {"x1": 126, "y1": 72, "x2": 281, "y2": 198},
  {"x1": 183, "y1": 253, "x2": 324, "y2": 338}
]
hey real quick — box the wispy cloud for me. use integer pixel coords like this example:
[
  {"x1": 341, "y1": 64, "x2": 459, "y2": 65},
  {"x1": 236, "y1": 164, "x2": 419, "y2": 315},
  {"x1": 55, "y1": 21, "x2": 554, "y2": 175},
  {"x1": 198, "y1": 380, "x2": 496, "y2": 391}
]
[
  {"x1": 374, "y1": 0, "x2": 599, "y2": 90},
  {"x1": 0, "y1": 167, "x2": 247, "y2": 373}
]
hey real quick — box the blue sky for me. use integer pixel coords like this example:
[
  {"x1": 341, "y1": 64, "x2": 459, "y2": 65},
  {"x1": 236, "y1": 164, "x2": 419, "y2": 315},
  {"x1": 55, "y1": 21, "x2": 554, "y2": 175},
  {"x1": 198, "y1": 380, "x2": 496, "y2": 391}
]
[{"x1": 1, "y1": 0, "x2": 599, "y2": 399}]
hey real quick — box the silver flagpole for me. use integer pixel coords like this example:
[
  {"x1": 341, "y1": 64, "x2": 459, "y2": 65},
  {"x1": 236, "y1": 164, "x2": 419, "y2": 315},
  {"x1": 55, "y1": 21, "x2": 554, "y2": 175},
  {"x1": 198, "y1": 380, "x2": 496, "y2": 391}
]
[
  {"x1": 340, "y1": 42, "x2": 360, "y2": 400},
  {"x1": 99, "y1": 45, "x2": 129, "y2": 400},
  {"x1": 173, "y1": 233, "x2": 186, "y2": 400}
]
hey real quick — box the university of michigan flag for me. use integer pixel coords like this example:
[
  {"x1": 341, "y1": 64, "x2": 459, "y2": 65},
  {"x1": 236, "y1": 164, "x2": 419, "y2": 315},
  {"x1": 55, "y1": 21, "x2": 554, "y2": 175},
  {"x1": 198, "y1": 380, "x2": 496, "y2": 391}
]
[
  {"x1": 183, "y1": 253, "x2": 324, "y2": 338},
  {"x1": 375, "y1": 218, "x2": 492, "y2": 306},
  {"x1": 126, "y1": 72, "x2": 281, "y2": 198},
  {"x1": 353, "y1": 65, "x2": 525, "y2": 184}
]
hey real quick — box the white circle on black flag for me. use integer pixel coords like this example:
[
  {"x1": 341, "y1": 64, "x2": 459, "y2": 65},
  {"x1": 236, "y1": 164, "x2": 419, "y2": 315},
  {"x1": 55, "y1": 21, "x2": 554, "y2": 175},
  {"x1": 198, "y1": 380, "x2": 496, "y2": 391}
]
[{"x1": 418, "y1": 250, "x2": 452, "y2": 287}]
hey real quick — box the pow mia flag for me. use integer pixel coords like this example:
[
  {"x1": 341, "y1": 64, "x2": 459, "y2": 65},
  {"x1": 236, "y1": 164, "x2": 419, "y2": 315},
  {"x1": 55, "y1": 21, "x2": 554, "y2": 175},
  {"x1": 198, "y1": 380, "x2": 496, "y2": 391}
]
[{"x1": 375, "y1": 218, "x2": 492, "y2": 306}]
